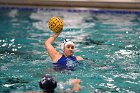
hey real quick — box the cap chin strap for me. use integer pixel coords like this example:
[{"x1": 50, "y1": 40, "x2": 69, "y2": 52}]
[
  {"x1": 63, "y1": 53, "x2": 68, "y2": 57},
  {"x1": 63, "y1": 52, "x2": 74, "y2": 57}
]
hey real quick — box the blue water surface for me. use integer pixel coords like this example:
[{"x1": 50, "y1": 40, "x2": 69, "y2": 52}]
[{"x1": 0, "y1": 7, "x2": 140, "y2": 93}]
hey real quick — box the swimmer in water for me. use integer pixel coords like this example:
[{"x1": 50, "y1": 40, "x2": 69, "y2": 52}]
[
  {"x1": 45, "y1": 32, "x2": 84, "y2": 70},
  {"x1": 25, "y1": 74, "x2": 82, "y2": 93}
]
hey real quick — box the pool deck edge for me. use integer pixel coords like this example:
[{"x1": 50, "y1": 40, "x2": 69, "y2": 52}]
[{"x1": 0, "y1": 0, "x2": 140, "y2": 10}]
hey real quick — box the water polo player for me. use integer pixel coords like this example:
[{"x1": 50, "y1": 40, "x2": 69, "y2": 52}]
[
  {"x1": 26, "y1": 74, "x2": 82, "y2": 93},
  {"x1": 45, "y1": 32, "x2": 83, "y2": 70},
  {"x1": 39, "y1": 74, "x2": 82, "y2": 93}
]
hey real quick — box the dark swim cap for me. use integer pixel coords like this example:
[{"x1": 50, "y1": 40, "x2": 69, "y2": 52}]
[{"x1": 39, "y1": 75, "x2": 57, "y2": 92}]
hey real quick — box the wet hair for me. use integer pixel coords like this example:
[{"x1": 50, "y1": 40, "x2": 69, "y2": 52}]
[{"x1": 39, "y1": 75, "x2": 57, "y2": 93}]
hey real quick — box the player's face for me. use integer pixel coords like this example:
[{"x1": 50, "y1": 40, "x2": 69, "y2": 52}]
[{"x1": 64, "y1": 44, "x2": 74, "y2": 56}]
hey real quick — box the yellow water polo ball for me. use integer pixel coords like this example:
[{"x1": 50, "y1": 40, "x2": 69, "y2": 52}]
[{"x1": 48, "y1": 16, "x2": 64, "y2": 33}]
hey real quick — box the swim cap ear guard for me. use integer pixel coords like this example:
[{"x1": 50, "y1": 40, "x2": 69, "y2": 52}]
[{"x1": 39, "y1": 74, "x2": 57, "y2": 92}]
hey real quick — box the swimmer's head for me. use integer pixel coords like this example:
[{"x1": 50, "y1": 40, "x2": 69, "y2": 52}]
[
  {"x1": 62, "y1": 39, "x2": 75, "y2": 56},
  {"x1": 39, "y1": 74, "x2": 57, "y2": 93}
]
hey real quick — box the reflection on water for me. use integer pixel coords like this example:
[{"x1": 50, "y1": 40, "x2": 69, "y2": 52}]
[{"x1": 0, "y1": 7, "x2": 140, "y2": 93}]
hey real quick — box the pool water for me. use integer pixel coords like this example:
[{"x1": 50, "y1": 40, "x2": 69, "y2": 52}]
[{"x1": 0, "y1": 7, "x2": 140, "y2": 93}]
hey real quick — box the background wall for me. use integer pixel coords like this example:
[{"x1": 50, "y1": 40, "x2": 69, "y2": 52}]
[{"x1": 0, "y1": 0, "x2": 140, "y2": 9}]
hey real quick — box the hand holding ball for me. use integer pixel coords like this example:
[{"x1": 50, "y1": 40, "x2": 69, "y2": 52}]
[{"x1": 48, "y1": 16, "x2": 64, "y2": 33}]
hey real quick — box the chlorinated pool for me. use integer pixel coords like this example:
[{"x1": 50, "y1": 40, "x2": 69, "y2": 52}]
[{"x1": 0, "y1": 6, "x2": 140, "y2": 93}]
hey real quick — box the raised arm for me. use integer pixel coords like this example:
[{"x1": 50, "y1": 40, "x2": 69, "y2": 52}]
[{"x1": 45, "y1": 33, "x2": 62, "y2": 63}]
